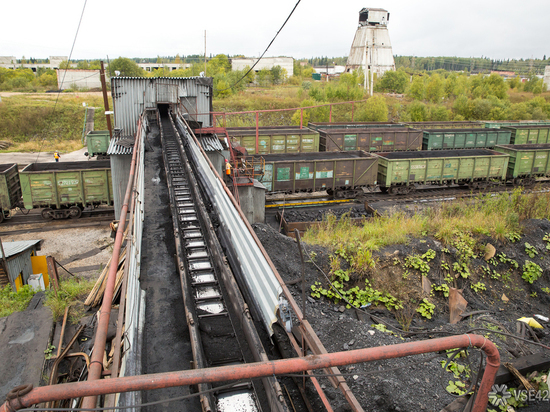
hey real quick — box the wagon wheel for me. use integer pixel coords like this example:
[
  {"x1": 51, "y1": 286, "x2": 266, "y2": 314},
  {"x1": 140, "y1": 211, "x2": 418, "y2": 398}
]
[
  {"x1": 41, "y1": 208, "x2": 54, "y2": 220},
  {"x1": 69, "y1": 206, "x2": 82, "y2": 219}
]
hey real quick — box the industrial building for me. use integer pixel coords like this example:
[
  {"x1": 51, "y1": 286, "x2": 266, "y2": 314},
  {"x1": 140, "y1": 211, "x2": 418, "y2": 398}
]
[
  {"x1": 231, "y1": 56, "x2": 294, "y2": 77},
  {"x1": 345, "y1": 8, "x2": 396, "y2": 94}
]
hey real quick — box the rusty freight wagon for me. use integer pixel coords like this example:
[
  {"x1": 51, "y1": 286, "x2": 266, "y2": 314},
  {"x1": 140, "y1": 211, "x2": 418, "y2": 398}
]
[
  {"x1": 494, "y1": 144, "x2": 550, "y2": 185},
  {"x1": 0, "y1": 164, "x2": 22, "y2": 223},
  {"x1": 226, "y1": 126, "x2": 320, "y2": 155},
  {"x1": 259, "y1": 151, "x2": 378, "y2": 198},
  {"x1": 319, "y1": 127, "x2": 423, "y2": 152},
  {"x1": 375, "y1": 149, "x2": 509, "y2": 194},
  {"x1": 503, "y1": 125, "x2": 550, "y2": 145},
  {"x1": 19, "y1": 160, "x2": 113, "y2": 220},
  {"x1": 422, "y1": 128, "x2": 512, "y2": 150},
  {"x1": 404, "y1": 121, "x2": 484, "y2": 129},
  {"x1": 307, "y1": 121, "x2": 398, "y2": 132}
]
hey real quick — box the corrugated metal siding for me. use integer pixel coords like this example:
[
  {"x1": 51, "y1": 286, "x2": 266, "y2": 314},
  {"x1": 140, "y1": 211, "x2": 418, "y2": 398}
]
[
  {"x1": 198, "y1": 136, "x2": 224, "y2": 152},
  {"x1": 175, "y1": 114, "x2": 281, "y2": 334},
  {"x1": 107, "y1": 136, "x2": 134, "y2": 155},
  {"x1": 112, "y1": 77, "x2": 213, "y2": 136},
  {"x1": 6, "y1": 248, "x2": 38, "y2": 287},
  {"x1": 0, "y1": 240, "x2": 41, "y2": 258}
]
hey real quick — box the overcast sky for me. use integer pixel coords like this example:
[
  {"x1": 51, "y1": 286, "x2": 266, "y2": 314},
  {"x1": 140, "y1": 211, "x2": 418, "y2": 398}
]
[{"x1": 1, "y1": 0, "x2": 548, "y2": 61}]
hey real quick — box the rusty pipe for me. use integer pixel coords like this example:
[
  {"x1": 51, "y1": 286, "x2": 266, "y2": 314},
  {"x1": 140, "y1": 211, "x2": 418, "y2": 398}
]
[
  {"x1": 1, "y1": 334, "x2": 499, "y2": 412},
  {"x1": 80, "y1": 115, "x2": 143, "y2": 410}
]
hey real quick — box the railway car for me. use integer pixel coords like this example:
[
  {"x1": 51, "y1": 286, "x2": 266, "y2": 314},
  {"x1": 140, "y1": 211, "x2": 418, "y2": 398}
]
[
  {"x1": 84, "y1": 130, "x2": 111, "y2": 159},
  {"x1": 375, "y1": 149, "x2": 509, "y2": 194},
  {"x1": 422, "y1": 128, "x2": 511, "y2": 150},
  {"x1": 319, "y1": 127, "x2": 423, "y2": 152},
  {"x1": 485, "y1": 121, "x2": 550, "y2": 129},
  {"x1": 494, "y1": 144, "x2": 550, "y2": 186},
  {"x1": 259, "y1": 151, "x2": 378, "y2": 198},
  {"x1": 226, "y1": 126, "x2": 319, "y2": 155},
  {"x1": 503, "y1": 125, "x2": 550, "y2": 145},
  {"x1": 307, "y1": 121, "x2": 398, "y2": 131},
  {"x1": 404, "y1": 121, "x2": 484, "y2": 129},
  {"x1": 19, "y1": 160, "x2": 113, "y2": 220},
  {"x1": 0, "y1": 164, "x2": 22, "y2": 223}
]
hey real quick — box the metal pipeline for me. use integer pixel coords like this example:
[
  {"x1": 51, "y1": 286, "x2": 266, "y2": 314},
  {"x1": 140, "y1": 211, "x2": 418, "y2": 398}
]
[
  {"x1": 80, "y1": 115, "x2": 143, "y2": 410},
  {"x1": 1, "y1": 334, "x2": 500, "y2": 412}
]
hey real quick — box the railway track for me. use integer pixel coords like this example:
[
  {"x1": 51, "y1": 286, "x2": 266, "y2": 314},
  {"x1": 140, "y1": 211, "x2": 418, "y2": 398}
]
[{"x1": 159, "y1": 111, "x2": 288, "y2": 412}]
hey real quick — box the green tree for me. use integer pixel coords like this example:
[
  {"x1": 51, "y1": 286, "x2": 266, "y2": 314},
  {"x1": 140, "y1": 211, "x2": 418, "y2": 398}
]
[
  {"x1": 59, "y1": 60, "x2": 71, "y2": 69},
  {"x1": 407, "y1": 76, "x2": 425, "y2": 100},
  {"x1": 430, "y1": 105, "x2": 450, "y2": 121},
  {"x1": 109, "y1": 57, "x2": 146, "y2": 77},
  {"x1": 256, "y1": 69, "x2": 272, "y2": 87},
  {"x1": 453, "y1": 95, "x2": 471, "y2": 119},
  {"x1": 376, "y1": 69, "x2": 408, "y2": 93},
  {"x1": 207, "y1": 54, "x2": 231, "y2": 76},
  {"x1": 356, "y1": 96, "x2": 388, "y2": 121},
  {"x1": 270, "y1": 65, "x2": 285, "y2": 85},
  {"x1": 407, "y1": 101, "x2": 428, "y2": 121},
  {"x1": 426, "y1": 73, "x2": 444, "y2": 103}
]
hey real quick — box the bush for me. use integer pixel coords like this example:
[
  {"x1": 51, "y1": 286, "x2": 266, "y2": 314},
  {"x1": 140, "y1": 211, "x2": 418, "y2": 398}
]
[{"x1": 355, "y1": 96, "x2": 388, "y2": 121}]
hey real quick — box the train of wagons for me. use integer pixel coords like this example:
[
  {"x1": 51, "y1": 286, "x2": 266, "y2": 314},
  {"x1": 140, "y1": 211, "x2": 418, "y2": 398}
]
[
  {"x1": 223, "y1": 121, "x2": 550, "y2": 197},
  {"x1": 0, "y1": 160, "x2": 113, "y2": 223}
]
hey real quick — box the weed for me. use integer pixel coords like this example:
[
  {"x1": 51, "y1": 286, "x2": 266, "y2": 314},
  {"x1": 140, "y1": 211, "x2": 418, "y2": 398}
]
[
  {"x1": 471, "y1": 282, "x2": 487, "y2": 293},
  {"x1": 44, "y1": 343, "x2": 56, "y2": 360},
  {"x1": 543, "y1": 233, "x2": 550, "y2": 250},
  {"x1": 505, "y1": 231, "x2": 521, "y2": 243},
  {"x1": 44, "y1": 278, "x2": 95, "y2": 321},
  {"x1": 395, "y1": 303, "x2": 417, "y2": 332},
  {"x1": 440, "y1": 261, "x2": 450, "y2": 271},
  {"x1": 542, "y1": 287, "x2": 550, "y2": 294},
  {"x1": 530, "y1": 292, "x2": 538, "y2": 298},
  {"x1": 521, "y1": 261, "x2": 542, "y2": 284},
  {"x1": 453, "y1": 262, "x2": 471, "y2": 279},
  {"x1": 431, "y1": 283, "x2": 450, "y2": 297},
  {"x1": 416, "y1": 299, "x2": 435, "y2": 319},
  {"x1": 0, "y1": 284, "x2": 37, "y2": 317},
  {"x1": 524, "y1": 242, "x2": 538, "y2": 258},
  {"x1": 404, "y1": 250, "x2": 435, "y2": 276}
]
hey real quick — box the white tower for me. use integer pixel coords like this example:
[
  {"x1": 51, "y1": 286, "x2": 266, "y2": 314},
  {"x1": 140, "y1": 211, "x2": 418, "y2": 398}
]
[{"x1": 345, "y1": 8, "x2": 396, "y2": 95}]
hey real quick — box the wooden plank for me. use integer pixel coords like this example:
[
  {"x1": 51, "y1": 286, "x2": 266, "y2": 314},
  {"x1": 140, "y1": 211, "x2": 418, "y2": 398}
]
[{"x1": 493, "y1": 353, "x2": 550, "y2": 384}]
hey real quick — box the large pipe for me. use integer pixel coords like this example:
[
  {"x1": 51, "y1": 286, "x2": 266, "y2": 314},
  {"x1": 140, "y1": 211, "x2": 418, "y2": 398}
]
[
  {"x1": 80, "y1": 115, "x2": 143, "y2": 410},
  {"x1": 2, "y1": 334, "x2": 499, "y2": 412}
]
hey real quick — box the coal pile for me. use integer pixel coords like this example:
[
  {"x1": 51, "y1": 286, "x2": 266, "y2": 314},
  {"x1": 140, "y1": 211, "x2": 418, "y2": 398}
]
[{"x1": 282, "y1": 206, "x2": 372, "y2": 222}]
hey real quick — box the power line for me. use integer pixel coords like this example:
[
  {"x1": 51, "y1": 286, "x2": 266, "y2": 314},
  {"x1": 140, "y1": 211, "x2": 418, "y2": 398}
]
[
  {"x1": 34, "y1": 0, "x2": 88, "y2": 163},
  {"x1": 215, "y1": 0, "x2": 302, "y2": 92}
]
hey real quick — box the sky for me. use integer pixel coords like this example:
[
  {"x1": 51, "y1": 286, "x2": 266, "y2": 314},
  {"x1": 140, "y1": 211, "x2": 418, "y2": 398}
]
[{"x1": 1, "y1": 0, "x2": 549, "y2": 62}]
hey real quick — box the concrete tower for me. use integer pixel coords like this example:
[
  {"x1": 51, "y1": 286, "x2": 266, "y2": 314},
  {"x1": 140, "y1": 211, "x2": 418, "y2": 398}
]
[{"x1": 345, "y1": 8, "x2": 395, "y2": 95}]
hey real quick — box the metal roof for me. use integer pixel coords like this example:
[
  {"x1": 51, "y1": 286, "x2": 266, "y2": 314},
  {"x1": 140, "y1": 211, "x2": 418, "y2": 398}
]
[
  {"x1": 107, "y1": 136, "x2": 134, "y2": 155},
  {"x1": 198, "y1": 135, "x2": 224, "y2": 152},
  {"x1": 0, "y1": 240, "x2": 42, "y2": 258}
]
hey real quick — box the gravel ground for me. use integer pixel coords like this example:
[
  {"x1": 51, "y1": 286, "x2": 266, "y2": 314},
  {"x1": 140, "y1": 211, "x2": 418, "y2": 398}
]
[
  {"x1": 5, "y1": 225, "x2": 113, "y2": 280},
  {"x1": 253, "y1": 221, "x2": 550, "y2": 412}
]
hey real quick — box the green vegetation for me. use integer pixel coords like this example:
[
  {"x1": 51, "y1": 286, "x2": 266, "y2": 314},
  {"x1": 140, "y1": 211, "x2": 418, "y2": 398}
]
[
  {"x1": 0, "y1": 94, "x2": 109, "y2": 151},
  {"x1": 0, "y1": 285, "x2": 37, "y2": 317},
  {"x1": 305, "y1": 189, "x2": 550, "y2": 314},
  {"x1": 44, "y1": 277, "x2": 95, "y2": 321}
]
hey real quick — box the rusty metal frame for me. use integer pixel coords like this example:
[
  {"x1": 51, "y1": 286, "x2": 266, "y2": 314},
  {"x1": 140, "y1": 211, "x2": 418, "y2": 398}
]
[{"x1": 1, "y1": 334, "x2": 500, "y2": 412}]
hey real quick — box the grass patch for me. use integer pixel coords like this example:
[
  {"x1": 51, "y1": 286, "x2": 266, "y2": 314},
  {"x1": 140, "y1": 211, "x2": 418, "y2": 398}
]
[
  {"x1": 0, "y1": 285, "x2": 37, "y2": 317},
  {"x1": 44, "y1": 277, "x2": 95, "y2": 322}
]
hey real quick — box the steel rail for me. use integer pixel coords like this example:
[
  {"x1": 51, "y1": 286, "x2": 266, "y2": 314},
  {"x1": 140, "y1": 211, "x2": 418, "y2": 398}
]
[
  {"x1": 1, "y1": 334, "x2": 500, "y2": 412},
  {"x1": 80, "y1": 114, "x2": 143, "y2": 410}
]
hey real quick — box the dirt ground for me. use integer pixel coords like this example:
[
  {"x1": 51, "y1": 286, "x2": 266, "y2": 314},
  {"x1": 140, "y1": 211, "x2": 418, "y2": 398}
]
[{"x1": 253, "y1": 218, "x2": 550, "y2": 412}]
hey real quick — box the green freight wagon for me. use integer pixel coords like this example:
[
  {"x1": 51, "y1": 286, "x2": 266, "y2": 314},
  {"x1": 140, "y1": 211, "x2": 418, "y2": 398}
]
[
  {"x1": 260, "y1": 151, "x2": 378, "y2": 198},
  {"x1": 404, "y1": 121, "x2": 484, "y2": 129},
  {"x1": 226, "y1": 127, "x2": 320, "y2": 155},
  {"x1": 502, "y1": 125, "x2": 550, "y2": 144},
  {"x1": 307, "y1": 122, "x2": 398, "y2": 132},
  {"x1": 85, "y1": 130, "x2": 111, "y2": 158},
  {"x1": 319, "y1": 127, "x2": 423, "y2": 152},
  {"x1": 485, "y1": 121, "x2": 550, "y2": 129},
  {"x1": 494, "y1": 144, "x2": 550, "y2": 185},
  {"x1": 0, "y1": 164, "x2": 22, "y2": 223},
  {"x1": 375, "y1": 149, "x2": 509, "y2": 194},
  {"x1": 422, "y1": 128, "x2": 511, "y2": 150},
  {"x1": 20, "y1": 160, "x2": 113, "y2": 220}
]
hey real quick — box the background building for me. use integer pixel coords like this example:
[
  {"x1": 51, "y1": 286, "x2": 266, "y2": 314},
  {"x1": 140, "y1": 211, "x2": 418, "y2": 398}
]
[{"x1": 231, "y1": 57, "x2": 293, "y2": 77}]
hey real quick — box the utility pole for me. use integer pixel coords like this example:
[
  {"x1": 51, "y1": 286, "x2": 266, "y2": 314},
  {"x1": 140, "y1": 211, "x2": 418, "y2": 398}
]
[
  {"x1": 100, "y1": 61, "x2": 113, "y2": 139},
  {"x1": 204, "y1": 30, "x2": 207, "y2": 76}
]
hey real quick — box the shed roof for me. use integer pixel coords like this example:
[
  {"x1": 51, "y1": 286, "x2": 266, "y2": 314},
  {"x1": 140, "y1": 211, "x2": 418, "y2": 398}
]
[
  {"x1": 198, "y1": 135, "x2": 224, "y2": 152},
  {"x1": 0, "y1": 240, "x2": 42, "y2": 258},
  {"x1": 107, "y1": 136, "x2": 134, "y2": 155}
]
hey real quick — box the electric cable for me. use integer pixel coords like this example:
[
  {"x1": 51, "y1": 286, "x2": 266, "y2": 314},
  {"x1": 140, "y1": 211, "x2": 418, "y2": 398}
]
[
  {"x1": 215, "y1": 0, "x2": 301, "y2": 92},
  {"x1": 34, "y1": 0, "x2": 88, "y2": 164}
]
